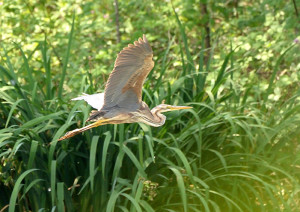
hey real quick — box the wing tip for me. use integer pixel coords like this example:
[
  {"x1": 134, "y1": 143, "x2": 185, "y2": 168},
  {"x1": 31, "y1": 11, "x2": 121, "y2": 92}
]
[
  {"x1": 119, "y1": 34, "x2": 152, "y2": 55},
  {"x1": 71, "y1": 93, "x2": 88, "y2": 101},
  {"x1": 71, "y1": 97, "x2": 83, "y2": 101},
  {"x1": 141, "y1": 34, "x2": 152, "y2": 54},
  {"x1": 143, "y1": 34, "x2": 148, "y2": 43}
]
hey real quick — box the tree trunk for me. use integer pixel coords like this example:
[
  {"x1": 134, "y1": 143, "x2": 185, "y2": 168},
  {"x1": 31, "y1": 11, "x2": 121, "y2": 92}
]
[
  {"x1": 200, "y1": 1, "x2": 211, "y2": 64},
  {"x1": 114, "y1": 0, "x2": 121, "y2": 43}
]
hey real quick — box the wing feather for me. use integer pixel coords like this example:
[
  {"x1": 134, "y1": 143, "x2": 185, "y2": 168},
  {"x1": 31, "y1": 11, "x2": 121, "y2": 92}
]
[
  {"x1": 72, "y1": 93, "x2": 104, "y2": 110},
  {"x1": 102, "y1": 34, "x2": 154, "y2": 109}
]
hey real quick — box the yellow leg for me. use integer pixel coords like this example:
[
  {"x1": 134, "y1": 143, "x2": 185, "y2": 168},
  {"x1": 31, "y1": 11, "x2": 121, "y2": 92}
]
[{"x1": 58, "y1": 119, "x2": 108, "y2": 141}]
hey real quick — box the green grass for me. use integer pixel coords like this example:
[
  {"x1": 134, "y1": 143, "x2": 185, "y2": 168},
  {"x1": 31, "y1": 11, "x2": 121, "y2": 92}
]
[{"x1": 1, "y1": 10, "x2": 300, "y2": 212}]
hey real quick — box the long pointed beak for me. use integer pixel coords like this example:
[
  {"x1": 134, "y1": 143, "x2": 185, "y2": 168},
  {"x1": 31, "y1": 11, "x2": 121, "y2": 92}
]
[{"x1": 168, "y1": 106, "x2": 193, "y2": 111}]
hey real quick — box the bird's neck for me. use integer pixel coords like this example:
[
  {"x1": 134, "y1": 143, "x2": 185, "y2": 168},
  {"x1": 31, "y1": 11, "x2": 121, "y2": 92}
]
[{"x1": 149, "y1": 107, "x2": 166, "y2": 127}]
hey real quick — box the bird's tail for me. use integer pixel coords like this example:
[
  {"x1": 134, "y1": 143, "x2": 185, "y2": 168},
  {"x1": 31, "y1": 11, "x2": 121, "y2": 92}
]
[{"x1": 58, "y1": 119, "x2": 107, "y2": 141}]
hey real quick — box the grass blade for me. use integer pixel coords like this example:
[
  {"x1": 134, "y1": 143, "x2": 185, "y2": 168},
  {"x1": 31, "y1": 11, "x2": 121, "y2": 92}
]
[
  {"x1": 140, "y1": 200, "x2": 155, "y2": 212},
  {"x1": 106, "y1": 188, "x2": 131, "y2": 212},
  {"x1": 5, "y1": 99, "x2": 24, "y2": 127},
  {"x1": 21, "y1": 111, "x2": 64, "y2": 129},
  {"x1": 41, "y1": 38, "x2": 52, "y2": 100},
  {"x1": 169, "y1": 167, "x2": 187, "y2": 212},
  {"x1": 114, "y1": 142, "x2": 147, "y2": 178},
  {"x1": 28, "y1": 140, "x2": 38, "y2": 169},
  {"x1": 58, "y1": 13, "x2": 75, "y2": 99},
  {"x1": 15, "y1": 42, "x2": 35, "y2": 89},
  {"x1": 120, "y1": 193, "x2": 142, "y2": 212},
  {"x1": 51, "y1": 160, "x2": 57, "y2": 206},
  {"x1": 102, "y1": 131, "x2": 112, "y2": 178},
  {"x1": 90, "y1": 135, "x2": 100, "y2": 192},
  {"x1": 57, "y1": 182, "x2": 64, "y2": 212},
  {"x1": 9, "y1": 169, "x2": 38, "y2": 212}
]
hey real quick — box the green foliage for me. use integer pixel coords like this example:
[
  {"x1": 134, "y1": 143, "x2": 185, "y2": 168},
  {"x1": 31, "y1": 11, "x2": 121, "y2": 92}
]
[{"x1": 1, "y1": 0, "x2": 300, "y2": 211}]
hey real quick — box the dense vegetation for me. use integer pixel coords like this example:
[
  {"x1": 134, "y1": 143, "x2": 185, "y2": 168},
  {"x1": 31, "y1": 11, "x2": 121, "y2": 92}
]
[{"x1": 1, "y1": 0, "x2": 300, "y2": 211}]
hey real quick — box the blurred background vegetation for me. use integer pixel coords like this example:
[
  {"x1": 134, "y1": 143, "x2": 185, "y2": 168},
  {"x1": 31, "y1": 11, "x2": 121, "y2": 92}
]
[{"x1": 0, "y1": 0, "x2": 300, "y2": 211}]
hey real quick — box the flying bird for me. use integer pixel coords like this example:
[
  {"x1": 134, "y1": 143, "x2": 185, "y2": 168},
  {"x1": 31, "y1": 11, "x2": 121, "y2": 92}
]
[{"x1": 58, "y1": 35, "x2": 192, "y2": 141}]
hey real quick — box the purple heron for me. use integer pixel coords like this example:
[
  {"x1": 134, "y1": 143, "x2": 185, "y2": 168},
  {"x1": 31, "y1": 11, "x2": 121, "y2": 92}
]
[{"x1": 58, "y1": 35, "x2": 192, "y2": 141}]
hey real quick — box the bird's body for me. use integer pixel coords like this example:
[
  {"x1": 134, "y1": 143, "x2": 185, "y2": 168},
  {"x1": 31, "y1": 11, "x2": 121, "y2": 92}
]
[
  {"x1": 58, "y1": 35, "x2": 191, "y2": 141},
  {"x1": 87, "y1": 101, "x2": 166, "y2": 126}
]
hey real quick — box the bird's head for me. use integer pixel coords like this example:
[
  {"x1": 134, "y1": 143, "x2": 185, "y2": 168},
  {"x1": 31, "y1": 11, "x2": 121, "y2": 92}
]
[{"x1": 153, "y1": 104, "x2": 192, "y2": 113}]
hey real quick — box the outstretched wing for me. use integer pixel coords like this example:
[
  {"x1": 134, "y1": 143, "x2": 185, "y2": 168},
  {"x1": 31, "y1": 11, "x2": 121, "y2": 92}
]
[{"x1": 102, "y1": 34, "x2": 154, "y2": 110}]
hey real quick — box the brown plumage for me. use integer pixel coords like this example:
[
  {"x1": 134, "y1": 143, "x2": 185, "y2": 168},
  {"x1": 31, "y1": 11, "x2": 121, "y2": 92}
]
[
  {"x1": 103, "y1": 35, "x2": 154, "y2": 108},
  {"x1": 58, "y1": 35, "x2": 191, "y2": 141}
]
